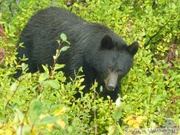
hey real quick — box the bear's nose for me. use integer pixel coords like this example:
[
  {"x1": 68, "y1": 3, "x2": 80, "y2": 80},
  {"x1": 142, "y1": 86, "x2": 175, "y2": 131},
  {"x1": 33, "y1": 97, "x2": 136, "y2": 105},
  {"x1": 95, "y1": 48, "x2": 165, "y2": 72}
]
[
  {"x1": 107, "y1": 83, "x2": 115, "y2": 91},
  {"x1": 105, "y1": 72, "x2": 118, "y2": 91}
]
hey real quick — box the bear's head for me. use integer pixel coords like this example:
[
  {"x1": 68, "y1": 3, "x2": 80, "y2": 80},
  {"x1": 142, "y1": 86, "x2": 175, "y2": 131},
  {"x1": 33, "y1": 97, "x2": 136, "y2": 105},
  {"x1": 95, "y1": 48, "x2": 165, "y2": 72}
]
[{"x1": 95, "y1": 35, "x2": 139, "y2": 91}]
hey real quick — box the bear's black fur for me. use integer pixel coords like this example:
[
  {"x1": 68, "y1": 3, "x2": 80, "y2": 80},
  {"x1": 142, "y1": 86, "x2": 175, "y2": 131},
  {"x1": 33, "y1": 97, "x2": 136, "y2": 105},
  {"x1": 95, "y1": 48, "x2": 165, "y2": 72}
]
[{"x1": 15, "y1": 7, "x2": 139, "y2": 102}]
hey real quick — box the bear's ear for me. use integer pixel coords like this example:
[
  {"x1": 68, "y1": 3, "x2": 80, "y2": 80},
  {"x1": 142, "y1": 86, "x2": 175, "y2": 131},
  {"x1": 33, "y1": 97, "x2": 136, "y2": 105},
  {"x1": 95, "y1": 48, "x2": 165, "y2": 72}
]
[
  {"x1": 127, "y1": 41, "x2": 139, "y2": 56},
  {"x1": 100, "y1": 35, "x2": 114, "y2": 49}
]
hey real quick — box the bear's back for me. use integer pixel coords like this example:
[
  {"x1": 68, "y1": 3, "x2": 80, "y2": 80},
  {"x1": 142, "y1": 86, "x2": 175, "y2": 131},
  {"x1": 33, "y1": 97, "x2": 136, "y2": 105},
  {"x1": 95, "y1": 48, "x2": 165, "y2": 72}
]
[{"x1": 30, "y1": 7, "x2": 84, "y2": 25}]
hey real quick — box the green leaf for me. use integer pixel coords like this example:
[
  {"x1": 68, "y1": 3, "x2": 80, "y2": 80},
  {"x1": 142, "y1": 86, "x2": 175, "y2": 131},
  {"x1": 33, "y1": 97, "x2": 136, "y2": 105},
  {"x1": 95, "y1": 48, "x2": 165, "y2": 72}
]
[
  {"x1": 39, "y1": 72, "x2": 49, "y2": 83},
  {"x1": 60, "y1": 46, "x2": 69, "y2": 52},
  {"x1": 28, "y1": 100, "x2": 42, "y2": 123},
  {"x1": 54, "y1": 64, "x2": 65, "y2": 71},
  {"x1": 60, "y1": 33, "x2": 67, "y2": 41},
  {"x1": 113, "y1": 101, "x2": 125, "y2": 120},
  {"x1": 113, "y1": 108, "x2": 122, "y2": 121},
  {"x1": 10, "y1": 82, "x2": 19, "y2": 91},
  {"x1": 21, "y1": 63, "x2": 28, "y2": 71},
  {"x1": 44, "y1": 80, "x2": 60, "y2": 89},
  {"x1": 153, "y1": 95, "x2": 163, "y2": 105},
  {"x1": 40, "y1": 116, "x2": 58, "y2": 125},
  {"x1": 15, "y1": 108, "x2": 24, "y2": 123}
]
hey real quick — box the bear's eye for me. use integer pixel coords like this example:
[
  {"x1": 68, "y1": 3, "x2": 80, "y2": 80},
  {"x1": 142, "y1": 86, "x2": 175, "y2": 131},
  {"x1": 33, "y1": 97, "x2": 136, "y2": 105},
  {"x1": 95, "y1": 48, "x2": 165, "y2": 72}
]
[
  {"x1": 117, "y1": 69, "x2": 122, "y2": 74},
  {"x1": 108, "y1": 66, "x2": 113, "y2": 71}
]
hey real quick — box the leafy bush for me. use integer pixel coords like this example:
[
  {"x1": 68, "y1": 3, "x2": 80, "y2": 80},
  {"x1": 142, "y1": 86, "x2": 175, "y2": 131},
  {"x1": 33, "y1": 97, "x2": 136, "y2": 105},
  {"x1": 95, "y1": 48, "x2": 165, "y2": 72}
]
[{"x1": 0, "y1": 0, "x2": 179, "y2": 134}]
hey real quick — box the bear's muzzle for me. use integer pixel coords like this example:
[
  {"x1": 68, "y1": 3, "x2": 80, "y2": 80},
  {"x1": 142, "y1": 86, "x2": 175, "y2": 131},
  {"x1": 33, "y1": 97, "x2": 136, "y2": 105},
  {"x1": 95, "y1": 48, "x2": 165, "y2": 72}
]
[{"x1": 104, "y1": 72, "x2": 118, "y2": 91}]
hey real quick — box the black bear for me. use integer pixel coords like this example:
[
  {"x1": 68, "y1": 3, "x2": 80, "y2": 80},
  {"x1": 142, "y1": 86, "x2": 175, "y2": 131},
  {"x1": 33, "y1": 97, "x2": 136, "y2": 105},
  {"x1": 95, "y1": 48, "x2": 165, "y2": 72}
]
[{"x1": 15, "y1": 7, "x2": 139, "y2": 102}]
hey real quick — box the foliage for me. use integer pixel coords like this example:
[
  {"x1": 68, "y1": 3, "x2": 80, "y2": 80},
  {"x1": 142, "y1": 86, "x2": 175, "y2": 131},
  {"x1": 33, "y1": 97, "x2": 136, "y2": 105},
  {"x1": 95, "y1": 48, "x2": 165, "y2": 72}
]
[{"x1": 0, "y1": 0, "x2": 180, "y2": 134}]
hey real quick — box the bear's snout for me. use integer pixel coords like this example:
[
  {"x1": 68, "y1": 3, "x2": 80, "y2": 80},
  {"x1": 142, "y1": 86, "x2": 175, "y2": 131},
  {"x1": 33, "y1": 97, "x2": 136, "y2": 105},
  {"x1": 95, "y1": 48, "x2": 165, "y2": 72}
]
[
  {"x1": 105, "y1": 72, "x2": 118, "y2": 91},
  {"x1": 107, "y1": 82, "x2": 116, "y2": 91}
]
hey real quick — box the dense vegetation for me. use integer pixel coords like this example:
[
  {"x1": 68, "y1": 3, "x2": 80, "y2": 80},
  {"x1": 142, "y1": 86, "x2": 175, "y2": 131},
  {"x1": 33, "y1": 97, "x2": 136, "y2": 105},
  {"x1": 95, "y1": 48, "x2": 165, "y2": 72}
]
[{"x1": 0, "y1": 0, "x2": 179, "y2": 134}]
